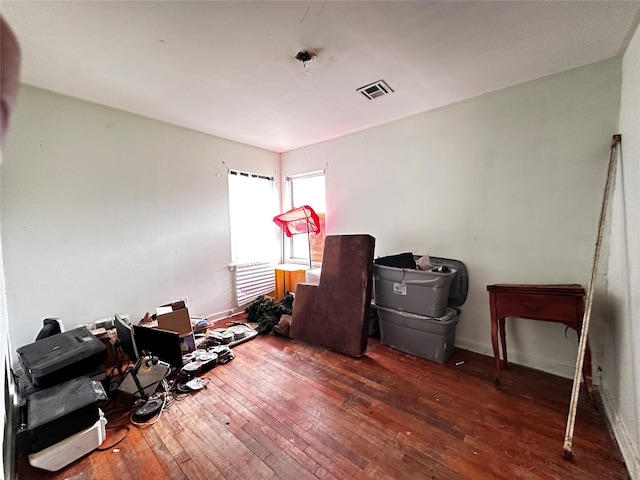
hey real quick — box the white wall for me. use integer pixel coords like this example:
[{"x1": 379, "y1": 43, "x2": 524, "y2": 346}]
[
  {"x1": 602, "y1": 22, "x2": 640, "y2": 479},
  {"x1": 1, "y1": 85, "x2": 279, "y2": 355},
  {"x1": 282, "y1": 59, "x2": 621, "y2": 379}
]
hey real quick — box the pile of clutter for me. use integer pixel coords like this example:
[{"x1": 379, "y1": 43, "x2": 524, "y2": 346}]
[
  {"x1": 415, "y1": 254, "x2": 451, "y2": 273},
  {"x1": 245, "y1": 293, "x2": 294, "y2": 334},
  {"x1": 177, "y1": 345, "x2": 234, "y2": 392},
  {"x1": 202, "y1": 324, "x2": 253, "y2": 346}
]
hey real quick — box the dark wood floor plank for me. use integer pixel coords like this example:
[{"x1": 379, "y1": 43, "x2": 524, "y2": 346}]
[
  {"x1": 141, "y1": 428, "x2": 188, "y2": 480},
  {"x1": 242, "y1": 340, "x2": 502, "y2": 478},
  {"x1": 397, "y1": 448, "x2": 469, "y2": 480},
  {"x1": 204, "y1": 377, "x2": 320, "y2": 479},
  {"x1": 303, "y1": 445, "x2": 363, "y2": 479},
  {"x1": 226, "y1": 342, "x2": 417, "y2": 474},
  {"x1": 212, "y1": 378, "x2": 321, "y2": 474},
  {"x1": 170, "y1": 414, "x2": 227, "y2": 480},
  {"x1": 240, "y1": 336, "x2": 624, "y2": 478},
  {"x1": 223, "y1": 348, "x2": 383, "y2": 477},
  {"x1": 173, "y1": 393, "x2": 275, "y2": 480},
  {"x1": 193, "y1": 383, "x2": 273, "y2": 463},
  {"x1": 149, "y1": 411, "x2": 190, "y2": 463},
  {"x1": 16, "y1": 322, "x2": 630, "y2": 480},
  {"x1": 89, "y1": 419, "x2": 171, "y2": 480}
]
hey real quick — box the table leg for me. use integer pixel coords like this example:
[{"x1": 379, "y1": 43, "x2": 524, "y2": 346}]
[
  {"x1": 575, "y1": 298, "x2": 594, "y2": 401},
  {"x1": 499, "y1": 317, "x2": 508, "y2": 369},
  {"x1": 583, "y1": 338, "x2": 594, "y2": 399},
  {"x1": 491, "y1": 318, "x2": 501, "y2": 389},
  {"x1": 489, "y1": 292, "x2": 502, "y2": 389}
]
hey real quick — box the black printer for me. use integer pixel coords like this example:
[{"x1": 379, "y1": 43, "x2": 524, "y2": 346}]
[
  {"x1": 16, "y1": 375, "x2": 105, "y2": 454},
  {"x1": 14, "y1": 327, "x2": 109, "y2": 455},
  {"x1": 16, "y1": 326, "x2": 107, "y2": 388}
]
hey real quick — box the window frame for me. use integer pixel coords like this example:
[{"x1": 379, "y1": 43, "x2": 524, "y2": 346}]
[{"x1": 284, "y1": 170, "x2": 326, "y2": 267}]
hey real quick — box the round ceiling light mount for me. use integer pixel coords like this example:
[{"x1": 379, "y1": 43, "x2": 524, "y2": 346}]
[{"x1": 295, "y1": 50, "x2": 316, "y2": 66}]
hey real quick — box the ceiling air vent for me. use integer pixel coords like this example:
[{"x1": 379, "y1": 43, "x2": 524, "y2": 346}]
[{"x1": 356, "y1": 80, "x2": 394, "y2": 100}]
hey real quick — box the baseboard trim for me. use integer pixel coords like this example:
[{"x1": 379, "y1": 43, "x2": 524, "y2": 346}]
[
  {"x1": 454, "y1": 338, "x2": 578, "y2": 380},
  {"x1": 599, "y1": 383, "x2": 639, "y2": 479},
  {"x1": 202, "y1": 307, "x2": 246, "y2": 324}
]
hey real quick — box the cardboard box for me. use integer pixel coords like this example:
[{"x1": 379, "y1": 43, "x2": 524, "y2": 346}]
[
  {"x1": 157, "y1": 300, "x2": 192, "y2": 335},
  {"x1": 156, "y1": 300, "x2": 195, "y2": 353}
]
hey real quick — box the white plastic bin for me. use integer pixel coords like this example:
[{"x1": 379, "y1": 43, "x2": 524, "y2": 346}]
[{"x1": 28, "y1": 410, "x2": 107, "y2": 471}]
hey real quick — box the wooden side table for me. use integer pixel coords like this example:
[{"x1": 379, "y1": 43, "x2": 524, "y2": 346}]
[{"x1": 487, "y1": 284, "x2": 592, "y2": 396}]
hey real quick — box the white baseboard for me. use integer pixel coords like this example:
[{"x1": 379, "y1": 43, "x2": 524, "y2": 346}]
[
  {"x1": 202, "y1": 307, "x2": 246, "y2": 324},
  {"x1": 454, "y1": 338, "x2": 578, "y2": 380},
  {"x1": 599, "y1": 383, "x2": 640, "y2": 479}
]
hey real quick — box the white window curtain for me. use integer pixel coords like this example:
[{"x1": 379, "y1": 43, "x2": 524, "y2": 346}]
[{"x1": 228, "y1": 170, "x2": 279, "y2": 264}]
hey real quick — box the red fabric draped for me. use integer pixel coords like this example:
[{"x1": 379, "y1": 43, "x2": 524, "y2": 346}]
[{"x1": 273, "y1": 205, "x2": 321, "y2": 237}]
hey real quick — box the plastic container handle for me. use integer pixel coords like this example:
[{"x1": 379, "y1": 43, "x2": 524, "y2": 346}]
[
  {"x1": 399, "y1": 268, "x2": 451, "y2": 286},
  {"x1": 400, "y1": 278, "x2": 440, "y2": 285}
]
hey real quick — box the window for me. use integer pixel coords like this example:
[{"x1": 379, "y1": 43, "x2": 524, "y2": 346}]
[
  {"x1": 228, "y1": 170, "x2": 279, "y2": 264},
  {"x1": 286, "y1": 171, "x2": 326, "y2": 264}
]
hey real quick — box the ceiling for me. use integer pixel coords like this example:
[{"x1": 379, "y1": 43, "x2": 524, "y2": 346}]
[{"x1": 3, "y1": 1, "x2": 639, "y2": 153}]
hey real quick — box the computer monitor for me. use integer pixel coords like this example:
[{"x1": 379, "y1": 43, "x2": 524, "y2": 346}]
[
  {"x1": 132, "y1": 325, "x2": 183, "y2": 370},
  {"x1": 114, "y1": 314, "x2": 139, "y2": 364}
]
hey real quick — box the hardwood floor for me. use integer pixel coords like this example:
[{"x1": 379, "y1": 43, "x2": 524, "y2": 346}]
[{"x1": 16, "y1": 329, "x2": 629, "y2": 479}]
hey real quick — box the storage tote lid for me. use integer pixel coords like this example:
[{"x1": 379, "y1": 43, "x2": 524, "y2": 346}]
[{"x1": 430, "y1": 256, "x2": 468, "y2": 307}]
